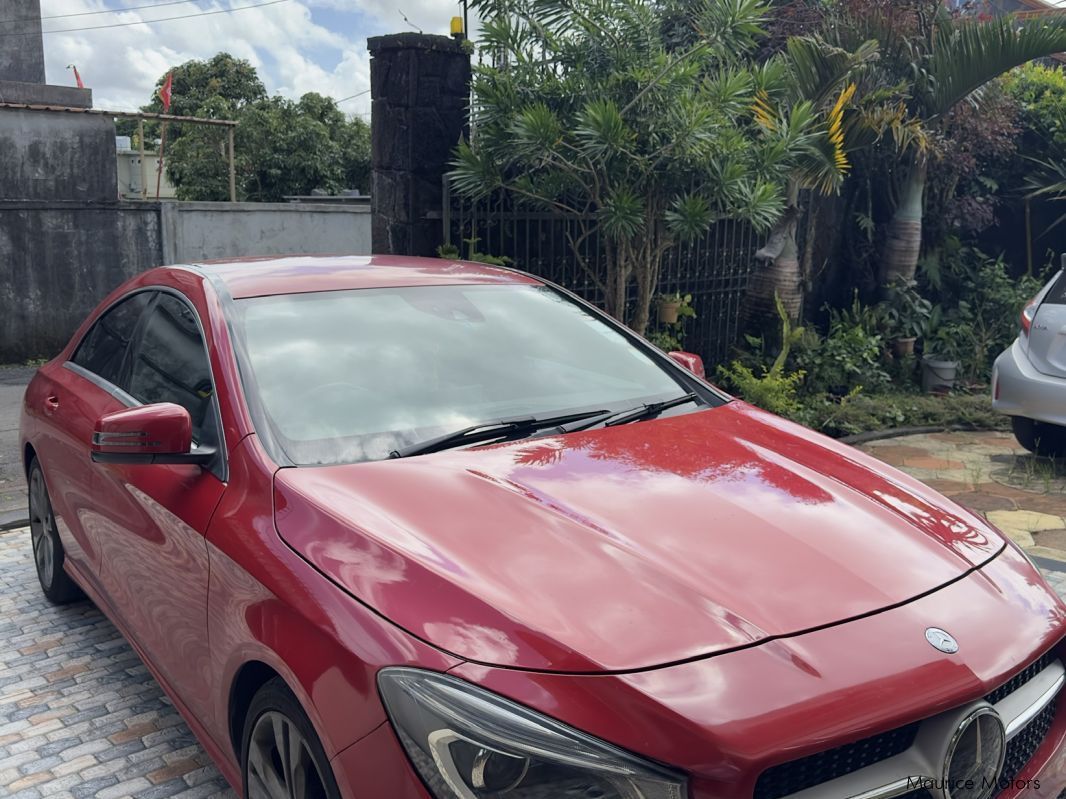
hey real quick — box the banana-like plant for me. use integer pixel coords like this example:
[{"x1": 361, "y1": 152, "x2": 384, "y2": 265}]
[
  {"x1": 451, "y1": 0, "x2": 822, "y2": 335},
  {"x1": 744, "y1": 34, "x2": 879, "y2": 325}
]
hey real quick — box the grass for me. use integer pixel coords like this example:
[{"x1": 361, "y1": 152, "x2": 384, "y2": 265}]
[{"x1": 795, "y1": 390, "x2": 1009, "y2": 439}]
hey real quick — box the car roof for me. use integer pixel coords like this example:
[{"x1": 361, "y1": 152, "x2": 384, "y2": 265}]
[{"x1": 185, "y1": 254, "x2": 542, "y2": 299}]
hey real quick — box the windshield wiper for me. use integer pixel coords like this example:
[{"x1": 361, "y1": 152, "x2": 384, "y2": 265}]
[
  {"x1": 600, "y1": 392, "x2": 700, "y2": 428},
  {"x1": 538, "y1": 392, "x2": 702, "y2": 437},
  {"x1": 389, "y1": 408, "x2": 611, "y2": 459}
]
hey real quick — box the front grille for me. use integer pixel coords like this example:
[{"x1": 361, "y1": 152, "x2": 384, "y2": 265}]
[
  {"x1": 1001, "y1": 700, "x2": 1056, "y2": 787},
  {"x1": 753, "y1": 652, "x2": 1058, "y2": 799},
  {"x1": 752, "y1": 723, "x2": 919, "y2": 799},
  {"x1": 985, "y1": 651, "x2": 1054, "y2": 706}
]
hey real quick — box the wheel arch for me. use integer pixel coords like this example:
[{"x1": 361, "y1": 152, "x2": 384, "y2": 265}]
[
  {"x1": 228, "y1": 659, "x2": 284, "y2": 761},
  {"x1": 24, "y1": 442, "x2": 37, "y2": 476}
]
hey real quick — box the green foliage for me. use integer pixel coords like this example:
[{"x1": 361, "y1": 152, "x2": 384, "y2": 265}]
[
  {"x1": 454, "y1": 0, "x2": 820, "y2": 332},
  {"x1": 716, "y1": 294, "x2": 807, "y2": 415},
  {"x1": 791, "y1": 294, "x2": 890, "y2": 395},
  {"x1": 137, "y1": 55, "x2": 370, "y2": 202},
  {"x1": 1002, "y1": 62, "x2": 1066, "y2": 160},
  {"x1": 436, "y1": 238, "x2": 513, "y2": 267},
  {"x1": 646, "y1": 292, "x2": 696, "y2": 351},
  {"x1": 881, "y1": 280, "x2": 932, "y2": 340},
  {"x1": 717, "y1": 360, "x2": 806, "y2": 416},
  {"x1": 798, "y1": 391, "x2": 1008, "y2": 439},
  {"x1": 918, "y1": 241, "x2": 1043, "y2": 379}
]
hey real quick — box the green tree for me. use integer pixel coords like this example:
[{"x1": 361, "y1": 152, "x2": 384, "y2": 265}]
[
  {"x1": 1002, "y1": 62, "x2": 1066, "y2": 160},
  {"x1": 831, "y1": 1, "x2": 1066, "y2": 289},
  {"x1": 451, "y1": 0, "x2": 822, "y2": 334},
  {"x1": 138, "y1": 55, "x2": 371, "y2": 202},
  {"x1": 744, "y1": 34, "x2": 879, "y2": 324}
]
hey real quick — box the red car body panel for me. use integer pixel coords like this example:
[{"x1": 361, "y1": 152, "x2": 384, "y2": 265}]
[
  {"x1": 276, "y1": 401, "x2": 1005, "y2": 673},
  {"x1": 18, "y1": 255, "x2": 1066, "y2": 799}
]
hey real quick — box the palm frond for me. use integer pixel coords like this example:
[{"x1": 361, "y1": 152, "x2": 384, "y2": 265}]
[{"x1": 926, "y1": 14, "x2": 1066, "y2": 117}]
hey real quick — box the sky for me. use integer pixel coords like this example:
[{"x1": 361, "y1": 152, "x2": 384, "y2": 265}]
[
  {"x1": 29, "y1": 0, "x2": 1066, "y2": 122},
  {"x1": 34, "y1": 0, "x2": 474, "y2": 120}
]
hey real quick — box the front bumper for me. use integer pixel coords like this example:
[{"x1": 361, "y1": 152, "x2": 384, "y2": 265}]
[
  {"x1": 993, "y1": 339, "x2": 1066, "y2": 428},
  {"x1": 333, "y1": 544, "x2": 1066, "y2": 799}
]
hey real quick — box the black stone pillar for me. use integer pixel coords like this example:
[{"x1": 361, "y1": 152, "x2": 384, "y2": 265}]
[
  {"x1": 0, "y1": 0, "x2": 46, "y2": 84},
  {"x1": 368, "y1": 33, "x2": 470, "y2": 256}
]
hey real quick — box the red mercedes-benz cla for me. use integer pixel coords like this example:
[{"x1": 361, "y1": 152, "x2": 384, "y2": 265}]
[{"x1": 19, "y1": 255, "x2": 1066, "y2": 799}]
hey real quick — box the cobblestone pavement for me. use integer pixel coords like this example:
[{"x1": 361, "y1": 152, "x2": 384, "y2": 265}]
[
  {"x1": 0, "y1": 528, "x2": 234, "y2": 799},
  {"x1": 1, "y1": 429, "x2": 1065, "y2": 799},
  {"x1": 0, "y1": 366, "x2": 34, "y2": 526},
  {"x1": 858, "y1": 430, "x2": 1066, "y2": 564}
]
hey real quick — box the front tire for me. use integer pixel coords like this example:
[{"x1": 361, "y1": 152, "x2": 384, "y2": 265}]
[
  {"x1": 241, "y1": 678, "x2": 341, "y2": 799},
  {"x1": 1011, "y1": 416, "x2": 1066, "y2": 457},
  {"x1": 27, "y1": 458, "x2": 83, "y2": 605}
]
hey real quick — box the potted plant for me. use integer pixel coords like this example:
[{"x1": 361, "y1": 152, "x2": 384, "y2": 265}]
[
  {"x1": 656, "y1": 292, "x2": 685, "y2": 325},
  {"x1": 882, "y1": 280, "x2": 932, "y2": 358},
  {"x1": 648, "y1": 293, "x2": 696, "y2": 350},
  {"x1": 919, "y1": 320, "x2": 964, "y2": 395}
]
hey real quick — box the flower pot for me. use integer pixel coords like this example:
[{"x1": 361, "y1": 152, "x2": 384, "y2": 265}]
[
  {"x1": 921, "y1": 356, "x2": 958, "y2": 394},
  {"x1": 892, "y1": 337, "x2": 917, "y2": 357},
  {"x1": 657, "y1": 300, "x2": 680, "y2": 325}
]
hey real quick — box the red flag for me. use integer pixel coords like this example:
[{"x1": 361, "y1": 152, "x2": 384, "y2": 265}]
[
  {"x1": 66, "y1": 64, "x2": 84, "y2": 89},
  {"x1": 159, "y1": 72, "x2": 173, "y2": 113}
]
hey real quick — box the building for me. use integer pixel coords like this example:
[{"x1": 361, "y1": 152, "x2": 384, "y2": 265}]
[{"x1": 115, "y1": 137, "x2": 177, "y2": 199}]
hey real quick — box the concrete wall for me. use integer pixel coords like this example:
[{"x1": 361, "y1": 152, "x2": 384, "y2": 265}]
[
  {"x1": 0, "y1": 1, "x2": 45, "y2": 84},
  {"x1": 160, "y1": 202, "x2": 372, "y2": 264},
  {"x1": 0, "y1": 201, "x2": 372, "y2": 361},
  {"x1": 0, "y1": 101, "x2": 118, "y2": 203},
  {"x1": 0, "y1": 201, "x2": 163, "y2": 361}
]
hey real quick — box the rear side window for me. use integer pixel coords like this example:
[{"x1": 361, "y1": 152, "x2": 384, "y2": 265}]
[
  {"x1": 1045, "y1": 271, "x2": 1066, "y2": 305},
  {"x1": 71, "y1": 292, "x2": 154, "y2": 387},
  {"x1": 127, "y1": 294, "x2": 218, "y2": 447}
]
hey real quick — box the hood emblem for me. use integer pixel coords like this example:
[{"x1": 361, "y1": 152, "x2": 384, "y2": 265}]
[{"x1": 926, "y1": 627, "x2": 959, "y2": 654}]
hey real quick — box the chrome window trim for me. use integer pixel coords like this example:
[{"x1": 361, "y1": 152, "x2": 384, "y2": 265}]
[{"x1": 63, "y1": 362, "x2": 139, "y2": 408}]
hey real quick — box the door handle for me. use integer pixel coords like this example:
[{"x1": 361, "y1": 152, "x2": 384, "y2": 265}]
[{"x1": 43, "y1": 395, "x2": 59, "y2": 415}]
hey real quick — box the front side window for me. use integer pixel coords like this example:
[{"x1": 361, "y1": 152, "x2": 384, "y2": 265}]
[
  {"x1": 71, "y1": 292, "x2": 154, "y2": 387},
  {"x1": 233, "y1": 284, "x2": 710, "y2": 465},
  {"x1": 128, "y1": 294, "x2": 218, "y2": 448}
]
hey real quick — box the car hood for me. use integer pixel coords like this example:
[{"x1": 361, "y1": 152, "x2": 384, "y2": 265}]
[{"x1": 274, "y1": 402, "x2": 1006, "y2": 673}]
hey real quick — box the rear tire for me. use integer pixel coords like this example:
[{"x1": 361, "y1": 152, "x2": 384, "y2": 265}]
[
  {"x1": 27, "y1": 458, "x2": 83, "y2": 605},
  {"x1": 1011, "y1": 416, "x2": 1066, "y2": 457},
  {"x1": 241, "y1": 678, "x2": 341, "y2": 799}
]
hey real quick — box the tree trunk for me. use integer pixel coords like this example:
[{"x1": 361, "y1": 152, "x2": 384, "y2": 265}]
[
  {"x1": 744, "y1": 182, "x2": 803, "y2": 329},
  {"x1": 878, "y1": 159, "x2": 927, "y2": 290},
  {"x1": 744, "y1": 228, "x2": 803, "y2": 329},
  {"x1": 625, "y1": 212, "x2": 668, "y2": 336}
]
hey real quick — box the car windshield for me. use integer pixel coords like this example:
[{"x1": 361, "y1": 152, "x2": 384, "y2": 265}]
[{"x1": 233, "y1": 284, "x2": 706, "y2": 465}]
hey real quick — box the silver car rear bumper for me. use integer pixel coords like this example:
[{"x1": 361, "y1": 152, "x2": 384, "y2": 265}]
[{"x1": 993, "y1": 338, "x2": 1066, "y2": 427}]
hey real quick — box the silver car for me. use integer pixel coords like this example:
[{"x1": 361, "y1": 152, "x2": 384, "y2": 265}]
[{"x1": 993, "y1": 260, "x2": 1066, "y2": 456}]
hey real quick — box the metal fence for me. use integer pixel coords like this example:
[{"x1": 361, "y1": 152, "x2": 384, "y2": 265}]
[{"x1": 443, "y1": 181, "x2": 761, "y2": 367}]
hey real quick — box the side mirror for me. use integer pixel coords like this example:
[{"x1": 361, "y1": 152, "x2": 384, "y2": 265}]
[
  {"x1": 667, "y1": 351, "x2": 705, "y2": 379},
  {"x1": 91, "y1": 403, "x2": 214, "y2": 465}
]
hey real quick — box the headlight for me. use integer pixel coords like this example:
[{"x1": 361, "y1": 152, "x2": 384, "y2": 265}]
[{"x1": 378, "y1": 668, "x2": 687, "y2": 799}]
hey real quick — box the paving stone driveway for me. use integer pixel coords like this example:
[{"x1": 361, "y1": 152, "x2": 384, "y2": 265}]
[
  {"x1": 1, "y1": 428, "x2": 1065, "y2": 799},
  {"x1": 858, "y1": 430, "x2": 1066, "y2": 563},
  {"x1": 0, "y1": 530, "x2": 233, "y2": 799}
]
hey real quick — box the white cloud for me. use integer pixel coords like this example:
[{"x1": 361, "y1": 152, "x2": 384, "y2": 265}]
[{"x1": 35, "y1": 0, "x2": 460, "y2": 118}]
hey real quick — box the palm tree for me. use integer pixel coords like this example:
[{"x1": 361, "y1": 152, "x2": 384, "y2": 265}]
[
  {"x1": 833, "y1": 5, "x2": 1066, "y2": 289},
  {"x1": 743, "y1": 35, "x2": 878, "y2": 325}
]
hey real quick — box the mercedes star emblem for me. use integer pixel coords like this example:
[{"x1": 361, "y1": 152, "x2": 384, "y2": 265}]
[{"x1": 926, "y1": 627, "x2": 959, "y2": 654}]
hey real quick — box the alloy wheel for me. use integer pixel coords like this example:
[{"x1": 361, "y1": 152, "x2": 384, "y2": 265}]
[
  {"x1": 29, "y1": 468, "x2": 55, "y2": 587},
  {"x1": 247, "y1": 710, "x2": 328, "y2": 799}
]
